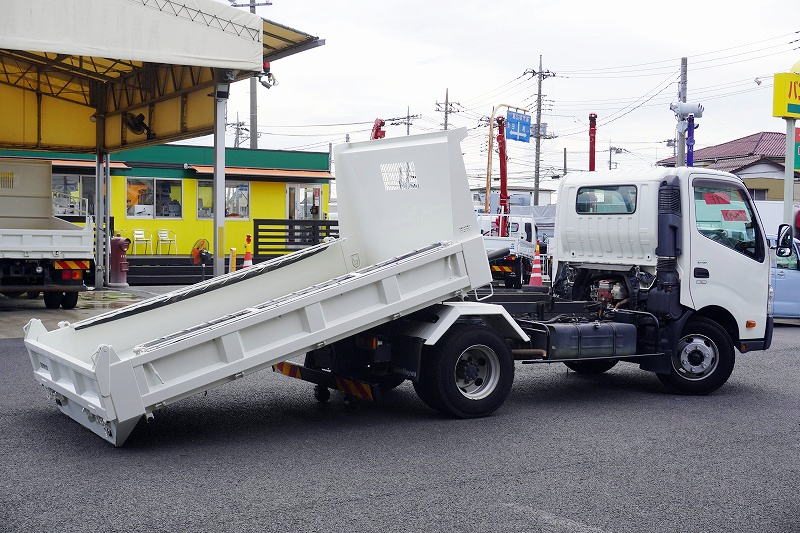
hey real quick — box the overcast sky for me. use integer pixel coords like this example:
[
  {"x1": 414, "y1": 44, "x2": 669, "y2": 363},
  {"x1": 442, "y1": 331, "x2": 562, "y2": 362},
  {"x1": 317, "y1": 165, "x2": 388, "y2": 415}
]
[{"x1": 208, "y1": 0, "x2": 799, "y2": 192}]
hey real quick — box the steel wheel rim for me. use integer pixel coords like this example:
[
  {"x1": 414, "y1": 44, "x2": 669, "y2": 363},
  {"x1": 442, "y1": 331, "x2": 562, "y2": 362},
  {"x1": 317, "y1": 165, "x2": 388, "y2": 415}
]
[
  {"x1": 454, "y1": 344, "x2": 500, "y2": 400},
  {"x1": 673, "y1": 334, "x2": 718, "y2": 381}
]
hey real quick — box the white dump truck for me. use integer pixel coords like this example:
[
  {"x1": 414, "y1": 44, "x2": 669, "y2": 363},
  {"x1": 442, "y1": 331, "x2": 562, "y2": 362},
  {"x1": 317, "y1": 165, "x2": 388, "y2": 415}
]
[
  {"x1": 23, "y1": 131, "x2": 787, "y2": 446},
  {"x1": 1, "y1": 158, "x2": 94, "y2": 309}
]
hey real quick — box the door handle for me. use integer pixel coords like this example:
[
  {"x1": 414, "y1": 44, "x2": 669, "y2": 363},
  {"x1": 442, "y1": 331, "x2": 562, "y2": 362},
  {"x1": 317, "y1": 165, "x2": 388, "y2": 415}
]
[
  {"x1": 777, "y1": 271, "x2": 786, "y2": 278},
  {"x1": 694, "y1": 267, "x2": 710, "y2": 279}
]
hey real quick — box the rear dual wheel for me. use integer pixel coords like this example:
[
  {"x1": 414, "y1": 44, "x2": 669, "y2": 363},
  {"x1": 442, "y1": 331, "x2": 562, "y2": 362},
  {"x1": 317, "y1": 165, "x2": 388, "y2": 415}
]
[
  {"x1": 413, "y1": 325, "x2": 514, "y2": 418},
  {"x1": 43, "y1": 291, "x2": 79, "y2": 310}
]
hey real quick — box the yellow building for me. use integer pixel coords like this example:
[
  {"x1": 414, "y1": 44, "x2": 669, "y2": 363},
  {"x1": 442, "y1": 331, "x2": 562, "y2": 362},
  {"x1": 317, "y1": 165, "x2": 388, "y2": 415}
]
[{"x1": 2, "y1": 144, "x2": 333, "y2": 256}]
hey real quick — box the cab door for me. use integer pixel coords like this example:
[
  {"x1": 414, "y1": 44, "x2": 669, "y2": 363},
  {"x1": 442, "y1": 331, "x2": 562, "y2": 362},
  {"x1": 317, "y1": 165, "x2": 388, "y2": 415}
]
[
  {"x1": 773, "y1": 241, "x2": 800, "y2": 318},
  {"x1": 688, "y1": 176, "x2": 770, "y2": 339}
]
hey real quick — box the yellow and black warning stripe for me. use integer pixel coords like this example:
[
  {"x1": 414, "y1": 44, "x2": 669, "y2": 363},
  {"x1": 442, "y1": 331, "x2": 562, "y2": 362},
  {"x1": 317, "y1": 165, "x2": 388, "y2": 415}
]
[
  {"x1": 335, "y1": 376, "x2": 374, "y2": 402},
  {"x1": 54, "y1": 260, "x2": 91, "y2": 270},
  {"x1": 272, "y1": 361, "x2": 302, "y2": 379},
  {"x1": 272, "y1": 361, "x2": 376, "y2": 402}
]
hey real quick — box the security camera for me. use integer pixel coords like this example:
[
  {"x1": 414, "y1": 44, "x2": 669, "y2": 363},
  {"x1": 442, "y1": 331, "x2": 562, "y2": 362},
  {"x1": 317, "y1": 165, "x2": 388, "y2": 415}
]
[
  {"x1": 258, "y1": 72, "x2": 278, "y2": 89},
  {"x1": 670, "y1": 102, "x2": 704, "y2": 118}
]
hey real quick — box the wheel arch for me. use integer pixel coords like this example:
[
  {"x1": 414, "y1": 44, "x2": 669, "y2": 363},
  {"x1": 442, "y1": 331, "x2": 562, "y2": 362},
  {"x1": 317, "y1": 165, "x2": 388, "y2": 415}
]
[
  {"x1": 418, "y1": 303, "x2": 529, "y2": 346},
  {"x1": 693, "y1": 305, "x2": 739, "y2": 345}
]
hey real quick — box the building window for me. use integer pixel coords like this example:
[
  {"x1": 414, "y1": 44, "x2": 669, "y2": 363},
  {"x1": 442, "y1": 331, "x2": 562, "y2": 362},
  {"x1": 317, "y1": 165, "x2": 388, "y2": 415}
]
[
  {"x1": 197, "y1": 180, "x2": 250, "y2": 219},
  {"x1": 155, "y1": 180, "x2": 182, "y2": 218},
  {"x1": 747, "y1": 188, "x2": 767, "y2": 201},
  {"x1": 576, "y1": 185, "x2": 637, "y2": 214},
  {"x1": 287, "y1": 184, "x2": 322, "y2": 220},
  {"x1": 52, "y1": 174, "x2": 95, "y2": 216},
  {"x1": 126, "y1": 178, "x2": 182, "y2": 218},
  {"x1": 225, "y1": 181, "x2": 250, "y2": 218}
]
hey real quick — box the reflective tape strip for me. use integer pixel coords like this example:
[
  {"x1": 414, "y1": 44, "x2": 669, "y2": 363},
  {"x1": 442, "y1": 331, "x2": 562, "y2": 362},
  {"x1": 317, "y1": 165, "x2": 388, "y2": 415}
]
[
  {"x1": 54, "y1": 260, "x2": 90, "y2": 270},
  {"x1": 335, "y1": 377, "x2": 374, "y2": 401},
  {"x1": 272, "y1": 361, "x2": 302, "y2": 379}
]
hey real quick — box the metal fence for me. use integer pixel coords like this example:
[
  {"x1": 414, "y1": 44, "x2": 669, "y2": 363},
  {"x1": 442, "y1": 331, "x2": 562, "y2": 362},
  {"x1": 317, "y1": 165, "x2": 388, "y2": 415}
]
[{"x1": 253, "y1": 219, "x2": 339, "y2": 259}]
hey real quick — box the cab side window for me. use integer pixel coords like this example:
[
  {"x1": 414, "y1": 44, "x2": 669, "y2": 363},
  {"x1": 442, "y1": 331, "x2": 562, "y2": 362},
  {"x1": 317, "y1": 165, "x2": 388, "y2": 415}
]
[{"x1": 693, "y1": 180, "x2": 764, "y2": 262}]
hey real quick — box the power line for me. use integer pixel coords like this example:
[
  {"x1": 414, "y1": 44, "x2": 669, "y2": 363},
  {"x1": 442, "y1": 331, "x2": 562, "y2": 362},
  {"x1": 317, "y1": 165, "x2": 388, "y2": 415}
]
[{"x1": 557, "y1": 30, "x2": 798, "y2": 73}]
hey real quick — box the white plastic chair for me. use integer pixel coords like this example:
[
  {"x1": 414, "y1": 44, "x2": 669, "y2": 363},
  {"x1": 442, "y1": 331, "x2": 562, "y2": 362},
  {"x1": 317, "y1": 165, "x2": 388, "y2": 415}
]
[
  {"x1": 132, "y1": 229, "x2": 152, "y2": 255},
  {"x1": 157, "y1": 229, "x2": 177, "y2": 255}
]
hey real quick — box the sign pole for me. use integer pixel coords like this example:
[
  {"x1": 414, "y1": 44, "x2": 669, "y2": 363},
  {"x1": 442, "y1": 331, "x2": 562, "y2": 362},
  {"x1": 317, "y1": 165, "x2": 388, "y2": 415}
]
[{"x1": 784, "y1": 118, "x2": 796, "y2": 225}]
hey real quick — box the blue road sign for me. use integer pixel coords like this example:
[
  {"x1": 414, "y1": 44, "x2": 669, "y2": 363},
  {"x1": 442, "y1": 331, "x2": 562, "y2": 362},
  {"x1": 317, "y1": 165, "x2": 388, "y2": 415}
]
[{"x1": 506, "y1": 111, "x2": 531, "y2": 142}]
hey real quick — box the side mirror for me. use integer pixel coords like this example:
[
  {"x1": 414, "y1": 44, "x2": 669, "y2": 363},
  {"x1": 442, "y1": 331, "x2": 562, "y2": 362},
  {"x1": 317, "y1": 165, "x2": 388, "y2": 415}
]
[{"x1": 776, "y1": 224, "x2": 793, "y2": 257}]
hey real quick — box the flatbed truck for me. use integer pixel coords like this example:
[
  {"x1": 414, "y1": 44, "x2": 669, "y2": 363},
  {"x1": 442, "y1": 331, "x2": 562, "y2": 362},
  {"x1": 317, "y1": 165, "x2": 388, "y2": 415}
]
[{"x1": 22, "y1": 131, "x2": 787, "y2": 446}]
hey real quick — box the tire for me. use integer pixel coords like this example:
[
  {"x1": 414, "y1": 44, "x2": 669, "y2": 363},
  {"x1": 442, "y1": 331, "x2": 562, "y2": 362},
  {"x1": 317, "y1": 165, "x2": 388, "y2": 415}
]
[
  {"x1": 564, "y1": 359, "x2": 618, "y2": 374},
  {"x1": 43, "y1": 291, "x2": 63, "y2": 309},
  {"x1": 61, "y1": 291, "x2": 79, "y2": 310},
  {"x1": 657, "y1": 317, "x2": 735, "y2": 395},
  {"x1": 414, "y1": 325, "x2": 514, "y2": 418}
]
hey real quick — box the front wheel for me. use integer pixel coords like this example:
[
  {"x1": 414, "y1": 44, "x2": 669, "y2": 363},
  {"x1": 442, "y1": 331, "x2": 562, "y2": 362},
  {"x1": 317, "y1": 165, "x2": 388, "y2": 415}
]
[
  {"x1": 657, "y1": 317, "x2": 735, "y2": 395},
  {"x1": 414, "y1": 325, "x2": 514, "y2": 418}
]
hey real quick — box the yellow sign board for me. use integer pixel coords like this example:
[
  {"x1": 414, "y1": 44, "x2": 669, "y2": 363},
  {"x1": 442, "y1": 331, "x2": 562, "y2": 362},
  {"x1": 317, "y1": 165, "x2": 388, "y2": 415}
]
[{"x1": 773, "y1": 72, "x2": 800, "y2": 119}]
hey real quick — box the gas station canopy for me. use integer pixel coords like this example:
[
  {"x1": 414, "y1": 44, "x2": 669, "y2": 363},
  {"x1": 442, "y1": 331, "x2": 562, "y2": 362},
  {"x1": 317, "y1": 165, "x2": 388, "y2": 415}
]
[{"x1": 0, "y1": 0, "x2": 322, "y2": 153}]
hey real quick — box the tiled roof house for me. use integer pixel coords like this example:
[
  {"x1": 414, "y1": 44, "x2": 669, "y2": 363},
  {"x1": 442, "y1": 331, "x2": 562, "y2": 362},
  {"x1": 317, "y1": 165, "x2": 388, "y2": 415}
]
[{"x1": 657, "y1": 131, "x2": 799, "y2": 200}]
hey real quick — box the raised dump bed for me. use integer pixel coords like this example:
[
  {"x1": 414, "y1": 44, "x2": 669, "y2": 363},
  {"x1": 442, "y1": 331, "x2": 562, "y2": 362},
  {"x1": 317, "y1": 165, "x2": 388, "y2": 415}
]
[{"x1": 23, "y1": 129, "x2": 493, "y2": 445}]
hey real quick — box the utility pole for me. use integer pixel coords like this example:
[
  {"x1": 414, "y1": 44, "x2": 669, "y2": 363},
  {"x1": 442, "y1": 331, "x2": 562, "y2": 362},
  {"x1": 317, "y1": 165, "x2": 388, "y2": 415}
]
[
  {"x1": 563, "y1": 147, "x2": 567, "y2": 177},
  {"x1": 524, "y1": 56, "x2": 555, "y2": 205},
  {"x1": 229, "y1": 1, "x2": 272, "y2": 149},
  {"x1": 436, "y1": 89, "x2": 460, "y2": 130},
  {"x1": 234, "y1": 113, "x2": 242, "y2": 148},
  {"x1": 676, "y1": 57, "x2": 687, "y2": 166},
  {"x1": 608, "y1": 145, "x2": 623, "y2": 170},
  {"x1": 390, "y1": 107, "x2": 420, "y2": 135}
]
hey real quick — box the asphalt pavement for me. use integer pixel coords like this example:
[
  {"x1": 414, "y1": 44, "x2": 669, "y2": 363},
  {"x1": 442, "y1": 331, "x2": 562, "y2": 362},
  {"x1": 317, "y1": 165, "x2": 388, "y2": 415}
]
[{"x1": 1, "y1": 327, "x2": 799, "y2": 533}]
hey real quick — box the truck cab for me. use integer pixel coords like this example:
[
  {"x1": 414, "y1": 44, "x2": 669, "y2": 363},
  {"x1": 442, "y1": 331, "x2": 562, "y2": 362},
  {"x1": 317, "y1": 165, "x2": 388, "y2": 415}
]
[{"x1": 550, "y1": 167, "x2": 777, "y2": 392}]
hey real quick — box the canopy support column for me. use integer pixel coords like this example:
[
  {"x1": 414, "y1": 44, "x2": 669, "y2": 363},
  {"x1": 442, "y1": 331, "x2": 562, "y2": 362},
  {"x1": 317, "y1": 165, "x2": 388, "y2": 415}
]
[
  {"x1": 95, "y1": 116, "x2": 106, "y2": 287},
  {"x1": 103, "y1": 154, "x2": 111, "y2": 287},
  {"x1": 213, "y1": 83, "x2": 230, "y2": 277}
]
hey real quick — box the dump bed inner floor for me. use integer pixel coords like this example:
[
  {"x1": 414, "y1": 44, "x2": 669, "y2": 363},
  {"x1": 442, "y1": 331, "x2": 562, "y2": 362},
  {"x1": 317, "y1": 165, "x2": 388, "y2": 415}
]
[{"x1": 74, "y1": 240, "x2": 338, "y2": 330}]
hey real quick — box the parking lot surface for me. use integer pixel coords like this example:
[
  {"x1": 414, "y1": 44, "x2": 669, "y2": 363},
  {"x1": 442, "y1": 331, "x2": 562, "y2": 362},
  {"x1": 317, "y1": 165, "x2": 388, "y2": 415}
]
[{"x1": 1, "y1": 326, "x2": 798, "y2": 533}]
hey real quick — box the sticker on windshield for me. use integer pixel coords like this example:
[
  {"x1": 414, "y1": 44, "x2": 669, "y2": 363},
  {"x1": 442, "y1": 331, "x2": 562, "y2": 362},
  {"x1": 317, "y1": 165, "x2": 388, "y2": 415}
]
[
  {"x1": 703, "y1": 192, "x2": 730, "y2": 204},
  {"x1": 721, "y1": 209, "x2": 748, "y2": 222}
]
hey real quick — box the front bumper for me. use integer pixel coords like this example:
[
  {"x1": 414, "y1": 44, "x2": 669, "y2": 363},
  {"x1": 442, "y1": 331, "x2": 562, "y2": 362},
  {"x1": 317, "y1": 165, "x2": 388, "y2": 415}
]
[{"x1": 738, "y1": 316, "x2": 774, "y2": 353}]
